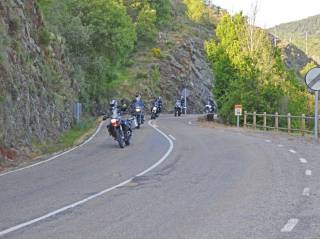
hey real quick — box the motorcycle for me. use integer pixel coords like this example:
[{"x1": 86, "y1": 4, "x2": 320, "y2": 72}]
[
  {"x1": 104, "y1": 109, "x2": 133, "y2": 148},
  {"x1": 174, "y1": 100, "x2": 182, "y2": 117},
  {"x1": 205, "y1": 104, "x2": 214, "y2": 114},
  {"x1": 204, "y1": 102, "x2": 215, "y2": 121},
  {"x1": 151, "y1": 104, "x2": 158, "y2": 119},
  {"x1": 132, "y1": 102, "x2": 144, "y2": 129}
]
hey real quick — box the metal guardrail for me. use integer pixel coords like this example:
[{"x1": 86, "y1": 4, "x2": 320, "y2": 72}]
[{"x1": 243, "y1": 111, "x2": 318, "y2": 136}]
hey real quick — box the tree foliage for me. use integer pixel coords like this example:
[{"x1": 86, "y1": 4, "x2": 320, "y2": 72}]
[
  {"x1": 205, "y1": 13, "x2": 312, "y2": 123},
  {"x1": 38, "y1": 0, "x2": 172, "y2": 112},
  {"x1": 136, "y1": 4, "x2": 157, "y2": 42}
]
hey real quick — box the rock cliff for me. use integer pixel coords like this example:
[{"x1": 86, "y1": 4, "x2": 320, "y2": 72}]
[
  {"x1": 0, "y1": 0, "x2": 77, "y2": 166},
  {"x1": 159, "y1": 37, "x2": 214, "y2": 113}
]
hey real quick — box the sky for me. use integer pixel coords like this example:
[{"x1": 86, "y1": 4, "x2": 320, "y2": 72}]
[{"x1": 211, "y1": 0, "x2": 320, "y2": 28}]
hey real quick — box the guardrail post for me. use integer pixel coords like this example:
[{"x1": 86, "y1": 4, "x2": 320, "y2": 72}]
[
  {"x1": 287, "y1": 113, "x2": 291, "y2": 133},
  {"x1": 275, "y1": 112, "x2": 279, "y2": 131},
  {"x1": 301, "y1": 114, "x2": 305, "y2": 136},
  {"x1": 253, "y1": 112, "x2": 256, "y2": 129},
  {"x1": 263, "y1": 112, "x2": 267, "y2": 131},
  {"x1": 244, "y1": 111, "x2": 247, "y2": 127},
  {"x1": 318, "y1": 115, "x2": 320, "y2": 139}
]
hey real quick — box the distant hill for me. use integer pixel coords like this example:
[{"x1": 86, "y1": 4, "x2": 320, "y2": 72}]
[{"x1": 269, "y1": 15, "x2": 320, "y2": 63}]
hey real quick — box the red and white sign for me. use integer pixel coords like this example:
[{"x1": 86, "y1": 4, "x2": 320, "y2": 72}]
[{"x1": 234, "y1": 104, "x2": 242, "y2": 116}]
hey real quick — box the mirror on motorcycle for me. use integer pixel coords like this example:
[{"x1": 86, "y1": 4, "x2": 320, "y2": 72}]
[
  {"x1": 98, "y1": 111, "x2": 106, "y2": 116},
  {"x1": 118, "y1": 104, "x2": 128, "y2": 112}
]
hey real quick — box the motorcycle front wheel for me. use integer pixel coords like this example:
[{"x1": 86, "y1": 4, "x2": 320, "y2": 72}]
[
  {"x1": 115, "y1": 128, "x2": 125, "y2": 148},
  {"x1": 124, "y1": 130, "x2": 131, "y2": 146}
]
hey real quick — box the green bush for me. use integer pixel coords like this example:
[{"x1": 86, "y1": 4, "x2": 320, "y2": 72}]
[
  {"x1": 136, "y1": 72, "x2": 148, "y2": 80},
  {"x1": 39, "y1": 28, "x2": 51, "y2": 46}
]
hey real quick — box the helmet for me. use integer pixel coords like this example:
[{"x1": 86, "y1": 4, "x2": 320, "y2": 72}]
[{"x1": 109, "y1": 99, "x2": 117, "y2": 108}]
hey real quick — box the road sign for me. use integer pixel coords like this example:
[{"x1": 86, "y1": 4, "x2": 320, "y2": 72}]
[
  {"x1": 181, "y1": 88, "x2": 190, "y2": 97},
  {"x1": 304, "y1": 66, "x2": 320, "y2": 141},
  {"x1": 234, "y1": 104, "x2": 242, "y2": 116},
  {"x1": 305, "y1": 67, "x2": 320, "y2": 91}
]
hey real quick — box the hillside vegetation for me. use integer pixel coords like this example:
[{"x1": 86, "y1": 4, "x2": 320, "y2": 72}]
[
  {"x1": 38, "y1": 0, "x2": 223, "y2": 112},
  {"x1": 205, "y1": 13, "x2": 313, "y2": 123},
  {"x1": 38, "y1": 0, "x2": 173, "y2": 112},
  {"x1": 0, "y1": 0, "x2": 78, "y2": 166},
  {"x1": 269, "y1": 15, "x2": 320, "y2": 63}
]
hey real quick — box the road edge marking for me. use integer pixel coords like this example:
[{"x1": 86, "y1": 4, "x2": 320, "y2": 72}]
[
  {"x1": 305, "y1": 169, "x2": 312, "y2": 176},
  {"x1": 0, "y1": 120, "x2": 174, "y2": 237},
  {"x1": 169, "y1": 135, "x2": 176, "y2": 141},
  {"x1": 288, "y1": 149, "x2": 297, "y2": 154},
  {"x1": 0, "y1": 122, "x2": 104, "y2": 177},
  {"x1": 299, "y1": 158, "x2": 308, "y2": 164},
  {"x1": 281, "y1": 218, "x2": 299, "y2": 232},
  {"x1": 302, "y1": 187, "x2": 310, "y2": 196}
]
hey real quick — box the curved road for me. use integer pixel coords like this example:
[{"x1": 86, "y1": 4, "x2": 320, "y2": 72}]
[{"x1": 1, "y1": 115, "x2": 320, "y2": 238}]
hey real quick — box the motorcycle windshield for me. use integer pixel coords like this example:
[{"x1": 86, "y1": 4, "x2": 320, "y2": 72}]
[
  {"x1": 135, "y1": 102, "x2": 143, "y2": 108},
  {"x1": 111, "y1": 109, "x2": 119, "y2": 119}
]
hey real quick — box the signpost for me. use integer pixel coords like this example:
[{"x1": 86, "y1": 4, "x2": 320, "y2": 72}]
[
  {"x1": 234, "y1": 104, "x2": 242, "y2": 128},
  {"x1": 305, "y1": 67, "x2": 320, "y2": 140},
  {"x1": 181, "y1": 88, "x2": 190, "y2": 115}
]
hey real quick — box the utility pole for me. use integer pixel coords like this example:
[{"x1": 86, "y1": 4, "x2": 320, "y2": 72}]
[
  {"x1": 305, "y1": 31, "x2": 308, "y2": 55},
  {"x1": 274, "y1": 27, "x2": 278, "y2": 47}
]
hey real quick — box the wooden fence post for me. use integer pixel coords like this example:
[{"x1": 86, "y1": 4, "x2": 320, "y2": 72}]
[
  {"x1": 275, "y1": 112, "x2": 279, "y2": 131},
  {"x1": 253, "y1": 112, "x2": 256, "y2": 129},
  {"x1": 244, "y1": 111, "x2": 247, "y2": 127},
  {"x1": 263, "y1": 112, "x2": 267, "y2": 131},
  {"x1": 301, "y1": 114, "x2": 305, "y2": 136},
  {"x1": 287, "y1": 113, "x2": 291, "y2": 133}
]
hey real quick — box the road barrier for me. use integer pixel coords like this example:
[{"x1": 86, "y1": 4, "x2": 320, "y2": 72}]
[{"x1": 243, "y1": 111, "x2": 320, "y2": 137}]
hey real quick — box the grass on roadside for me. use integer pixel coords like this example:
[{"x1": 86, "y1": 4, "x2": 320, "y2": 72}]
[{"x1": 34, "y1": 118, "x2": 98, "y2": 156}]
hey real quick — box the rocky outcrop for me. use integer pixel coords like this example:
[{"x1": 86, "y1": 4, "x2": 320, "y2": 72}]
[
  {"x1": 0, "y1": 0, "x2": 77, "y2": 165},
  {"x1": 159, "y1": 37, "x2": 214, "y2": 113},
  {"x1": 281, "y1": 43, "x2": 314, "y2": 73}
]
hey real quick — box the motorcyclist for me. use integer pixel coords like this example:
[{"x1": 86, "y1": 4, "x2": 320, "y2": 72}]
[
  {"x1": 108, "y1": 99, "x2": 118, "y2": 116},
  {"x1": 152, "y1": 96, "x2": 162, "y2": 113},
  {"x1": 131, "y1": 93, "x2": 145, "y2": 124},
  {"x1": 174, "y1": 98, "x2": 182, "y2": 116},
  {"x1": 207, "y1": 99, "x2": 216, "y2": 113},
  {"x1": 180, "y1": 95, "x2": 185, "y2": 108}
]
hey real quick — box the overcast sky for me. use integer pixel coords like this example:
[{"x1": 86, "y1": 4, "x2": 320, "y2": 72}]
[{"x1": 211, "y1": 0, "x2": 320, "y2": 28}]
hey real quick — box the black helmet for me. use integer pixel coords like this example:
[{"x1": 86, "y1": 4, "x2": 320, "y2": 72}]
[{"x1": 109, "y1": 99, "x2": 117, "y2": 108}]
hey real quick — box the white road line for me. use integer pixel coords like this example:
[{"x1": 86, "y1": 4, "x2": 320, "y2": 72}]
[
  {"x1": 0, "y1": 121, "x2": 104, "y2": 177},
  {"x1": 305, "y1": 169, "x2": 312, "y2": 176},
  {"x1": 169, "y1": 135, "x2": 176, "y2": 141},
  {"x1": 0, "y1": 120, "x2": 174, "y2": 237},
  {"x1": 289, "y1": 149, "x2": 297, "y2": 154},
  {"x1": 277, "y1": 144, "x2": 284, "y2": 147},
  {"x1": 299, "y1": 158, "x2": 308, "y2": 164},
  {"x1": 302, "y1": 187, "x2": 310, "y2": 196},
  {"x1": 265, "y1": 139, "x2": 271, "y2": 143},
  {"x1": 281, "y1": 218, "x2": 299, "y2": 232}
]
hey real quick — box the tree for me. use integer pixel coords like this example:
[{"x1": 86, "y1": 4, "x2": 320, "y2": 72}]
[
  {"x1": 205, "y1": 12, "x2": 312, "y2": 123},
  {"x1": 136, "y1": 4, "x2": 157, "y2": 42}
]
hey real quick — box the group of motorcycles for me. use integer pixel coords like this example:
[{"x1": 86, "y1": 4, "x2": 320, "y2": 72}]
[
  {"x1": 102, "y1": 96, "x2": 215, "y2": 148},
  {"x1": 102, "y1": 97, "x2": 162, "y2": 149}
]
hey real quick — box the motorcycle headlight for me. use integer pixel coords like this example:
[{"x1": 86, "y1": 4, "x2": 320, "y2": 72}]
[
  {"x1": 153, "y1": 107, "x2": 157, "y2": 111},
  {"x1": 136, "y1": 108, "x2": 141, "y2": 112},
  {"x1": 111, "y1": 118, "x2": 118, "y2": 126}
]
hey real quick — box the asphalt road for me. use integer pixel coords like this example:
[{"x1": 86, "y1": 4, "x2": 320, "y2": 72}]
[{"x1": 1, "y1": 115, "x2": 320, "y2": 239}]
